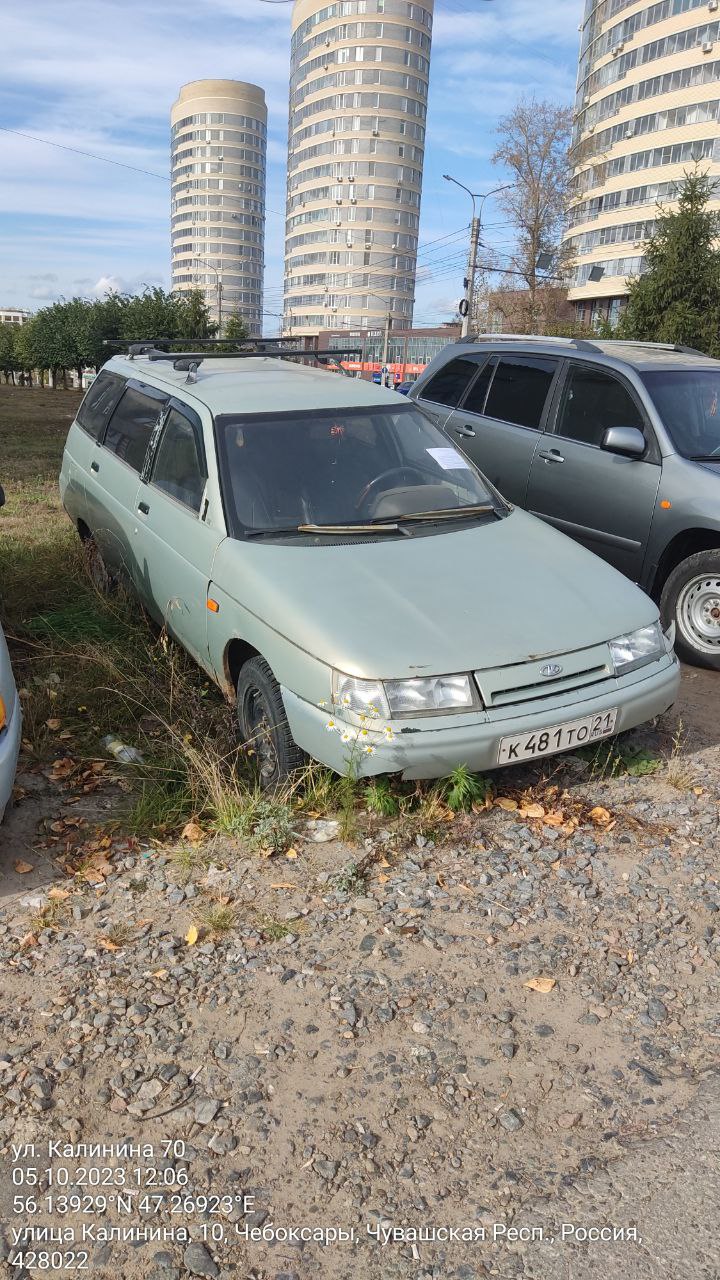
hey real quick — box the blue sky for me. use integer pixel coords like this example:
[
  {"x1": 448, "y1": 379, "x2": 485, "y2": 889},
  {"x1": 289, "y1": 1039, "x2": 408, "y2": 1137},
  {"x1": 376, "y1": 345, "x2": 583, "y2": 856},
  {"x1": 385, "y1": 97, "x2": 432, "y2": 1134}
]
[{"x1": 0, "y1": 0, "x2": 582, "y2": 331}]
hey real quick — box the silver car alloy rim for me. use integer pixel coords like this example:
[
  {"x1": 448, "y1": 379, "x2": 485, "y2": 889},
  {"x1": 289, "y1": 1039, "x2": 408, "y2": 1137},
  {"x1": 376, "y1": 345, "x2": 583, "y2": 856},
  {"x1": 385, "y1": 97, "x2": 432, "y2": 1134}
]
[{"x1": 677, "y1": 575, "x2": 720, "y2": 654}]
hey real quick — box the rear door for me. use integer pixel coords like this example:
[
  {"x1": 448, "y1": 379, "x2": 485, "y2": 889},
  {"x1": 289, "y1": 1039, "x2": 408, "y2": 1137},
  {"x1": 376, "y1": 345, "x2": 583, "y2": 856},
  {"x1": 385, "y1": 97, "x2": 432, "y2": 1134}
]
[
  {"x1": 63, "y1": 371, "x2": 126, "y2": 524},
  {"x1": 444, "y1": 353, "x2": 560, "y2": 504},
  {"x1": 412, "y1": 355, "x2": 481, "y2": 428},
  {"x1": 134, "y1": 399, "x2": 225, "y2": 671},
  {"x1": 85, "y1": 380, "x2": 168, "y2": 587},
  {"x1": 525, "y1": 360, "x2": 661, "y2": 579}
]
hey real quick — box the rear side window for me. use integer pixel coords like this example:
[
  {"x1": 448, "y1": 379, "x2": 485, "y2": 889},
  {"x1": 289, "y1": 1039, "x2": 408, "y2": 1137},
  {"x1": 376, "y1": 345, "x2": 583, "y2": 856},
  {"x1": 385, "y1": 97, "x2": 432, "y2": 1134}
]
[
  {"x1": 76, "y1": 372, "x2": 125, "y2": 441},
  {"x1": 463, "y1": 359, "x2": 495, "y2": 415},
  {"x1": 556, "y1": 364, "x2": 645, "y2": 447},
  {"x1": 483, "y1": 356, "x2": 558, "y2": 430},
  {"x1": 105, "y1": 386, "x2": 166, "y2": 473},
  {"x1": 150, "y1": 409, "x2": 207, "y2": 512},
  {"x1": 419, "y1": 357, "x2": 479, "y2": 408}
]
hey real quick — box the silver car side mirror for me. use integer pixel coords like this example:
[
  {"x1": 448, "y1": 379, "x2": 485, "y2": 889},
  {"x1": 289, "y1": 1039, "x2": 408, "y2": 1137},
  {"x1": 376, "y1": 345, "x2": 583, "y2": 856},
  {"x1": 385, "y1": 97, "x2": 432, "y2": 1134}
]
[{"x1": 601, "y1": 426, "x2": 646, "y2": 458}]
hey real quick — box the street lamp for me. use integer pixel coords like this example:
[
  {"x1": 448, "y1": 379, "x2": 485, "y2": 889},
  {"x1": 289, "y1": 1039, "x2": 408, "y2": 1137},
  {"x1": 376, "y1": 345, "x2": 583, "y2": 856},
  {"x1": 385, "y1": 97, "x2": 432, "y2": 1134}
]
[
  {"x1": 442, "y1": 176, "x2": 513, "y2": 338},
  {"x1": 192, "y1": 256, "x2": 223, "y2": 334}
]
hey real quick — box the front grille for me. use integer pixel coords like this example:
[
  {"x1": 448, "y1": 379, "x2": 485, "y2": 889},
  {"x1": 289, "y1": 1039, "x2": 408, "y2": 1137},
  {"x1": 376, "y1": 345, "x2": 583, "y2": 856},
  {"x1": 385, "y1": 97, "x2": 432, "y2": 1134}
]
[{"x1": 475, "y1": 644, "x2": 613, "y2": 711}]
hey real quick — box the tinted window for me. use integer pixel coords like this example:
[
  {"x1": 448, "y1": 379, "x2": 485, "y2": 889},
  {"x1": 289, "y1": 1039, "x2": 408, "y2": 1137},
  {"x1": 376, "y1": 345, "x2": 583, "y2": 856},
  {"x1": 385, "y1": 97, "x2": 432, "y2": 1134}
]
[
  {"x1": 419, "y1": 357, "x2": 479, "y2": 408},
  {"x1": 76, "y1": 372, "x2": 125, "y2": 441},
  {"x1": 151, "y1": 409, "x2": 207, "y2": 512},
  {"x1": 463, "y1": 359, "x2": 495, "y2": 415},
  {"x1": 105, "y1": 386, "x2": 166, "y2": 472},
  {"x1": 557, "y1": 365, "x2": 644, "y2": 447},
  {"x1": 483, "y1": 356, "x2": 557, "y2": 429},
  {"x1": 641, "y1": 368, "x2": 720, "y2": 458}
]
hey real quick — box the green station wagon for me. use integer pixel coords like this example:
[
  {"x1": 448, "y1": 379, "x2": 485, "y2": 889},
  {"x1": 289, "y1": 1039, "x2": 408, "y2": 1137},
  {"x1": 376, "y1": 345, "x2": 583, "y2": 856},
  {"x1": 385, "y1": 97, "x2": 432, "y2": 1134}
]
[{"x1": 59, "y1": 343, "x2": 679, "y2": 784}]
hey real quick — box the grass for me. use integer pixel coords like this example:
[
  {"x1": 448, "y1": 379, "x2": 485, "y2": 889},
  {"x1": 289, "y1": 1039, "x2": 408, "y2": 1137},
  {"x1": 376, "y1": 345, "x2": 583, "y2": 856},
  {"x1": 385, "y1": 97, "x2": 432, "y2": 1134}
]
[{"x1": 575, "y1": 734, "x2": 663, "y2": 781}]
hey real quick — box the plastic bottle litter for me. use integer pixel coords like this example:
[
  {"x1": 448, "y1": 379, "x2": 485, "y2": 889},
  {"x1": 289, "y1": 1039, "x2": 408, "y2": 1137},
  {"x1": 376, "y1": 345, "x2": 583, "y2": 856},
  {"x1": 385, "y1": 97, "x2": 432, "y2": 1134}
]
[{"x1": 101, "y1": 734, "x2": 144, "y2": 765}]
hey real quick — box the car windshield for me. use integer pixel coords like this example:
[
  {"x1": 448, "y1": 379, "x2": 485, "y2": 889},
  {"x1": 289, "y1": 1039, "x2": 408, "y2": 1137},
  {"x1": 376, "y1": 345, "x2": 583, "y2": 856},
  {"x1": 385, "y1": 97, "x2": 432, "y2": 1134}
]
[
  {"x1": 215, "y1": 404, "x2": 501, "y2": 536},
  {"x1": 642, "y1": 368, "x2": 720, "y2": 458}
]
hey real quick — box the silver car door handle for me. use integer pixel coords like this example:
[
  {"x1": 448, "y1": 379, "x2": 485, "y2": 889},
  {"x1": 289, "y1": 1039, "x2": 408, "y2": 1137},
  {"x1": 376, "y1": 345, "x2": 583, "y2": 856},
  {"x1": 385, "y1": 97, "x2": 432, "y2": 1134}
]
[
  {"x1": 538, "y1": 449, "x2": 565, "y2": 464},
  {"x1": 453, "y1": 424, "x2": 476, "y2": 438},
  {"x1": 137, "y1": 501, "x2": 150, "y2": 515},
  {"x1": 90, "y1": 460, "x2": 99, "y2": 473}
]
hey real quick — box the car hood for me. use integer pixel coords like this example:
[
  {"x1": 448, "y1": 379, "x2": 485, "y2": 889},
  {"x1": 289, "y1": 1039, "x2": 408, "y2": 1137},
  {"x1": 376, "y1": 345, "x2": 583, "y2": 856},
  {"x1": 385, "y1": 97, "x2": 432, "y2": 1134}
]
[{"x1": 215, "y1": 509, "x2": 658, "y2": 679}]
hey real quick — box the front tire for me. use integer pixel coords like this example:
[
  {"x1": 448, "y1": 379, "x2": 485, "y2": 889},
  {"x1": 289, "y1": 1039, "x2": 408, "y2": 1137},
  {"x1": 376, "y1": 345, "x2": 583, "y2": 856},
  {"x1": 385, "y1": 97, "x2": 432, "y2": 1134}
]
[
  {"x1": 660, "y1": 550, "x2": 720, "y2": 670},
  {"x1": 236, "y1": 656, "x2": 305, "y2": 786}
]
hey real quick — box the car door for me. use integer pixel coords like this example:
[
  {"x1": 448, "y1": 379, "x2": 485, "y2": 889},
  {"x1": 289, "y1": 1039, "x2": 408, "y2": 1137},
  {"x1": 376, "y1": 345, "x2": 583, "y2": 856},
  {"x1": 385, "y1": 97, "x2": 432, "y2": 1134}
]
[
  {"x1": 443, "y1": 353, "x2": 560, "y2": 505},
  {"x1": 412, "y1": 355, "x2": 481, "y2": 428},
  {"x1": 134, "y1": 399, "x2": 226, "y2": 672},
  {"x1": 85, "y1": 380, "x2": 168, "y2": 587},
  {"x1": 525, "y1": 360, "x2": 662, "y2": 579}
]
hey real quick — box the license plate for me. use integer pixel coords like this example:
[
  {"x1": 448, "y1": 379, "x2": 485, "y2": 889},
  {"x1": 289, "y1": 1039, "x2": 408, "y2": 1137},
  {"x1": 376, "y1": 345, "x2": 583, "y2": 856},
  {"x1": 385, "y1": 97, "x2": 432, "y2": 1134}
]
[{"x1": 498, "y1": 708, "x2": 618, "y2": 765}]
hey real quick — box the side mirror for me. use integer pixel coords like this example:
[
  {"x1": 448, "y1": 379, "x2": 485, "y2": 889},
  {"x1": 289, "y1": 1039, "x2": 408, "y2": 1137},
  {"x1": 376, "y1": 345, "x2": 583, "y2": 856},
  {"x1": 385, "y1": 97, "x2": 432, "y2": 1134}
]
[
  {"x1": 601, "y1": 425, "x2": 646, "y2": 458},
  {"x1": 0, "y1": 484, "x2": 5, "y2": 508}
]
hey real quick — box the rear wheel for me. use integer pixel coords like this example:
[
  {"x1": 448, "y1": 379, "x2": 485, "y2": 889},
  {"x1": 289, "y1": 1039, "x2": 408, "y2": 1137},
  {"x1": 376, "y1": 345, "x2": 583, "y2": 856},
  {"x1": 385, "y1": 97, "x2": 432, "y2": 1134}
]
[
  {"x1": 82, "y1": 533, "x2": 115, "y2": 595},
  {"x1": 660, "y1": 549, "x2": 720, "y2": 670},
  {"x1": 236, "y1": 656, "x2": 305, "y2": 786}
]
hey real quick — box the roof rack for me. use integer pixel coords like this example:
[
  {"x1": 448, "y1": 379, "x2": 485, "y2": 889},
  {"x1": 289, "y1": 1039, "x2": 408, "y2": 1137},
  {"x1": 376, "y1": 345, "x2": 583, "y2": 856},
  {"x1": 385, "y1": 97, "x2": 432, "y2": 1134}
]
[
  {"x1": 107, "y1": 346, "x2": 362, "y2": 383},
  {"x1": 463, "y1": 333, "x2": 602, "y2": 352},
  {"x1": 592, "y1": 340, "x2": 709, "y2": 356}
]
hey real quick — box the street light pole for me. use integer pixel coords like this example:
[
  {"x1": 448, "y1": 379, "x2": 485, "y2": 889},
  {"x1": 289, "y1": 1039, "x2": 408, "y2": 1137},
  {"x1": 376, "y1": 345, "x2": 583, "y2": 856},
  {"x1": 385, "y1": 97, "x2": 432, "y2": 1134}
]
[{"x1": 442, "y1": 176, "x2": 513, "y2": 338}]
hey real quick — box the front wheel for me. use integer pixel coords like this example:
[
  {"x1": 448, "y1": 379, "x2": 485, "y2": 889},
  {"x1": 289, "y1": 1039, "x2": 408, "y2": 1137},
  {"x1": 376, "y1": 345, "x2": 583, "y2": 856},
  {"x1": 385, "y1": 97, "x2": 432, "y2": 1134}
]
[
  {"x1": 660, "y1": 550, "x2": 720, "y2": 670},
  {"x1": 236, "y1": 656, "x2": 305, "y2": 786}
]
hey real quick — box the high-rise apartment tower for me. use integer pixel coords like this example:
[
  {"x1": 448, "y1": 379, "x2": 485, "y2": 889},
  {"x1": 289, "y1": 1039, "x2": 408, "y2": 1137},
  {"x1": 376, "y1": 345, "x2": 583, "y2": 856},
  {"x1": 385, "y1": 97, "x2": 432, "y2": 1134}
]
[
  {"x1": 171, "y1": 80, "x2": 267, "y2": 335},
  {"x1": 284, "y1": 0, "x2": 434, "y2": 336},
  {"x1": 564, "y1": 0, "x2": 720, "y2": 326}
]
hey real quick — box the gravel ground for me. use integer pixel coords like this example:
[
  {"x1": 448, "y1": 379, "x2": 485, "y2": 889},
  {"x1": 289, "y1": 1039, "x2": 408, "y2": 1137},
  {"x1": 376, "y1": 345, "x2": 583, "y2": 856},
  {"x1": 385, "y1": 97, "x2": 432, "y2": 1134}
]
[{"x1": 0, "y1": 672, "x2": 718, "y2": 1280}]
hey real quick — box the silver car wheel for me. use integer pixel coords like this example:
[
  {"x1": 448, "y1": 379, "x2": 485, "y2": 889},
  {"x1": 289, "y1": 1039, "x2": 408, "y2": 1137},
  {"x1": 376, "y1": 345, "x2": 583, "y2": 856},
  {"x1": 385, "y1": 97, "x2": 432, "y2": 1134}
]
[{"x1": 677, "y1": 575, "x2": 720, "y2": 654}]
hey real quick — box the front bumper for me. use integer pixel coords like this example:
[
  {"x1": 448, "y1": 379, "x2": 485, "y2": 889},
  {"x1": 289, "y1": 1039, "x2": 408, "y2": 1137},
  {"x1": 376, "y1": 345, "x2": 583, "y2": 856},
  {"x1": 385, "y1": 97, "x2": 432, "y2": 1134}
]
[
  {"x1": 0, "y1": 697, "x2": 22, "y2": 822},
  {"x1": 282, "y1": 655, "x2": 680, "y2": 780}
]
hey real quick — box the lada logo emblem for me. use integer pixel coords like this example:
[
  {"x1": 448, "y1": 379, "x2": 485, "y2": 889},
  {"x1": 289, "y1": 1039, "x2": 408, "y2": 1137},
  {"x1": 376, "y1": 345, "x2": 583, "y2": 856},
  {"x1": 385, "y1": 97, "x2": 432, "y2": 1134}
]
[{"x1": 540, "y1": 663, "x2": 563, "y2": 678}]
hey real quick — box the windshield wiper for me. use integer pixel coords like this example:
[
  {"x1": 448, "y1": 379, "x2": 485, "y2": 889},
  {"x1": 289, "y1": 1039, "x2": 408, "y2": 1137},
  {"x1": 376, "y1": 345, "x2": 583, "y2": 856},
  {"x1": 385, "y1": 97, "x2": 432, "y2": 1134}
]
[
  {"x1": 396, "y1": 504, "x2": 498, "y2": 523},
  {"x1": 297, "y1": 521, "x2": 402, "y2": 534},
  {"x1": 689, "y1": 453, "x2": 720, "y2": 462}
]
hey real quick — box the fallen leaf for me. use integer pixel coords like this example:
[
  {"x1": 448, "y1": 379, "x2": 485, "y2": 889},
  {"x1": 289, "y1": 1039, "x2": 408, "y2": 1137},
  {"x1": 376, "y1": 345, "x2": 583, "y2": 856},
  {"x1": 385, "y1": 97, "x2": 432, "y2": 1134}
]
[
  {"x1": 270, "y1": 882, "x2": 296, "y2": 890},
  {"x1": 45, "y1": 718, "x2": 61, "y2": 731},
  {"x1": 98, "y1": 937, "x2": 121, "y2": 951},
  {"x1": 378, "y1": 856, "x2": 391, "y2": 868},
  {"x1": 48, "y1": 887, "x2": 70, "y2": 900},
  {"x1": 377, "y1": 872, "x2": 391, "y2": 884},
  {"x1": 285, "y1": 847, "x2": 298, "y2": 860},
  {"x1": 185, "y1": 925, "x2": 199, "y2": 946},
  {"x1": 543, "y1": 811, "x2": 565, "y2": 827},
  {"x1": 520, "y1": 802, "x2": 545, "y2": 819},
  {"x1": 152, "y1": 968, "x2": 168, "y2": 979},
  {"x1": 59, "y1": 730, "x2": 74, "y2": 741},
  {"x1": 90, "y1": 761, "x2": 107, "y2": 774},
  {"x1": 436, "y1": 872, "x2": 447, "y2": 888},
  {"x1": 496, "y1": 797, "x2": 518, "y2": 811},
  {"x1": 14, "y1": 860, "x2": 34, "y2": 875},
  {"x1": 589, "y1": 805, "x2": 612, "y2": 827},
  {"x1": 19, "y1": 932, "x2": 38, "y2": 949},
  {"x1": 692, "y1": 786, "x2": 704, "y2": 796},
  {"x1": 182, "y1": 821, "x2": 204, "y2": 843},
  {"x1": 524, "y1": 976, "x2": 556, "y2": 993}
]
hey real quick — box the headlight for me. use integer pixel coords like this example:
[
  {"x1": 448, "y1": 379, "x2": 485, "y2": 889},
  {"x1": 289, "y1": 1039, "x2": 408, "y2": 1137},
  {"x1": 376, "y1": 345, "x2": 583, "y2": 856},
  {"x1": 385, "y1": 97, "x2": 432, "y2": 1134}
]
[
  {"x1": 333, "y1": 673, "x2": 389, "y2": 717},
  {"x1": 609, "y1": 621, "x2": 664, "y2": 674},
  {"x1": 384, "y1": 673, "x2": 474, "y2": 714}
]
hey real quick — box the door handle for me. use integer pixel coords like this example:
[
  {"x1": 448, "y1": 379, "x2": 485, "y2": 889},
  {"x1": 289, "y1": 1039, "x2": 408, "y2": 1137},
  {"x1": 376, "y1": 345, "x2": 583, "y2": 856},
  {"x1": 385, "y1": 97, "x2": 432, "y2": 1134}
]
[
  {"x1": 137, "y1": 501, "x2": 150, "y2": 515},
  {"x1": 453, "y1": 424, "x2": 476, "y2": 438},
  {"x1": 90, "y1": 461, "x2": 99, "y2": 473},
  {"x1": 538, "y1": 449, "x2": 565, "y2": 464}
]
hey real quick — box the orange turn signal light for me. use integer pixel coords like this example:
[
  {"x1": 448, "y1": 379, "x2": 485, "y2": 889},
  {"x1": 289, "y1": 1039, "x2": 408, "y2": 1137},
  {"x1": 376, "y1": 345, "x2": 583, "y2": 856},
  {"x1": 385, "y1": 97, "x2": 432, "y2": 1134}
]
[
  {"x1": 660, "y1": 499, "x2": 672, "y2": 510},
  {"x1": 207, "y1": 598, "x2": 220, "y2": 613},
  {"x1": 0, "y1": 695, "x2": 5, "y2": 730}
]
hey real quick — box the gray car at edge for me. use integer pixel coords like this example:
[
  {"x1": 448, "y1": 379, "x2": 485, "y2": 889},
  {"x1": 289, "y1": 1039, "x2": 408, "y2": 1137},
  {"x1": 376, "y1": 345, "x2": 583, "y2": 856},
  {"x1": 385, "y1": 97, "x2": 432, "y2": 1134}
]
[{"x1": 410, "y1": 336, "x2": 720, "y2": 670}]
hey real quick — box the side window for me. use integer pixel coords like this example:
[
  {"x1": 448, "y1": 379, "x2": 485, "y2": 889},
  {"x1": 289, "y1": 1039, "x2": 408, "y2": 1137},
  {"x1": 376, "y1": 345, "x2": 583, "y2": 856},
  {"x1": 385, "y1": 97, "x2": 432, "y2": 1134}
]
[
  {"x1": 104, "y1": 386, "x2": 166, "y2": 473},
  {"x1": 150, "y1": 409, "x2": 207, "y2": 513},
  {"x1": 556, "y1": 365, "x2": 645, "y2": 447},
  {"x1": 76, "y1": 372, "x2": 125, "y2": 442},
  {"x1": 483, "y1": 356, "x2": 558, "y2": 430},
  {"x1": 419, "y1": 357, "x2": 479, "y2": 408},
  {"x1": 462, "y1": 359, "x2": 495, "y2": 416}
]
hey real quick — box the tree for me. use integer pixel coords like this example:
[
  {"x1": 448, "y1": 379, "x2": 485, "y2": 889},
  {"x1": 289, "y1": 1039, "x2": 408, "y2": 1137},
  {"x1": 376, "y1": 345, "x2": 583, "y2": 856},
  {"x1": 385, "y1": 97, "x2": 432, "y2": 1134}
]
[
  {"x1": 492, "y1": 98, "x2": 574, "y2": 331},
  {"x1": 620, "y1": 170, "x2": 720, "y2": 356},
  {"x1": 0, "y1": 325, "x2": 18, "y2": 384},
  {"x1": 221, "y1": 310, "x2": 249, "y2": 343}
]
